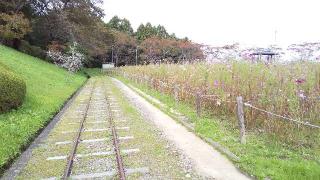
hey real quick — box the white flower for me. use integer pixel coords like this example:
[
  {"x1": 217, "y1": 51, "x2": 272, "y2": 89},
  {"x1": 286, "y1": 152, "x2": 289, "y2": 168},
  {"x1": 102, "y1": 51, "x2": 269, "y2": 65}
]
[{"x1": 47, "y1": 42, "x2": 84, "y2": 72}]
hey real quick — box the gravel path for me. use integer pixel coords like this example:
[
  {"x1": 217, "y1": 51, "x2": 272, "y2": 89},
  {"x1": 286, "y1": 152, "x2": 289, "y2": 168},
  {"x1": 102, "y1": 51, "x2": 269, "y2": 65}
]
[{"x1": 112, "y1": 78, "x2": 250, "y2": 180}]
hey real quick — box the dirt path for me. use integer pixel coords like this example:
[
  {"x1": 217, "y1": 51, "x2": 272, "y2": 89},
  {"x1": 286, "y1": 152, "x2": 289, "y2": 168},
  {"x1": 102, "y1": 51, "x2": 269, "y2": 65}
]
[
  {"x1": 112, "y1": 78, "x2": 250, "y2": 180},
  {"x1": 2, "y1": 77, "x2": 200, "y2": 179}
]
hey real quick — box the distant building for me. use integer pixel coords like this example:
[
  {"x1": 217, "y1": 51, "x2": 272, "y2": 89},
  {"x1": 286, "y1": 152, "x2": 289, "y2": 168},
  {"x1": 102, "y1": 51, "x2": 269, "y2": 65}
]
[{"x1": 250, "y1": 49, "x2": 279, "y2": 62}]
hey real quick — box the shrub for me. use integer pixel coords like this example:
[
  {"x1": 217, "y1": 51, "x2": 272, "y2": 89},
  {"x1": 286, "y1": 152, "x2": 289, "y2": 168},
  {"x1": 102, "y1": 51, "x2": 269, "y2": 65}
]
[
  {"x1": 83, "y1": 56, "x2": 103, "y2": 68},
  {"x1": 0, "y1": 63, "x2": 26, "y2": 113},
  {"x1": 18, "y1": 40, "x2": 47, "y2": 60},
  {"x1": 47, "y1": 42, "x2": 84, "y2": 72}
]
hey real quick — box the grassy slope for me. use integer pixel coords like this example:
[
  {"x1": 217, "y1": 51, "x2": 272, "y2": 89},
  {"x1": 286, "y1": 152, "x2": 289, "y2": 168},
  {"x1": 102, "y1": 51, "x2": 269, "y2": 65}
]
[
  {"x1": 115, "y1": 75, "x2": 320, "y2": 180},
  {"x1": 83, "y1": 68, "x2": 102, "y2": 77},
  {"x1": 0, "y1": 45, "x2": 86, "y2": 173}
]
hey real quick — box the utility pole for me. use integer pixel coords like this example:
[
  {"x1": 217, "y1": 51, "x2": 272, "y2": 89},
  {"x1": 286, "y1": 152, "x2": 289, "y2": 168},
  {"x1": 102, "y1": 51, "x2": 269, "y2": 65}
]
[
  {"x1": 135, "y1": 47, "x2": 138, "y2": 66},
  {"x1": 111, "y1": 46, "x2": 114, "y2": 64}
]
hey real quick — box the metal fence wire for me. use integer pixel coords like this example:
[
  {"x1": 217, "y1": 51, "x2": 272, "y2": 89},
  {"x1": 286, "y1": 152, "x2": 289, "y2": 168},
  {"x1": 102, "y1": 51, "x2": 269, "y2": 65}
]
[{"x1": 112, "y1": 70, "x2": 320, "y2": 131}]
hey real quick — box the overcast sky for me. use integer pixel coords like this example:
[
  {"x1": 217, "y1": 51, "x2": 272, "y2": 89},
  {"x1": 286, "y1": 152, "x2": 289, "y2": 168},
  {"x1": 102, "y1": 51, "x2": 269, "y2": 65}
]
[{"x1": 102, "y1": 0, "x2": 320, "y2": 47}]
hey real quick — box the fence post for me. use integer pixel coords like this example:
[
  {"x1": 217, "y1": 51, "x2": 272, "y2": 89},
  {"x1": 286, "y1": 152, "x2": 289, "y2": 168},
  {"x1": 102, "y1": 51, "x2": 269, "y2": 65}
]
[
  {"x1": 236, "y1": 96, "x2": 246, "y2": 144},
  {"x1": 196, "y1": 92, "x2": 201, "y2": 117},
  {"x1": 151, "y1": 78, "x2": 154, "y2": 88},
  {"x1": 174, "y1": 85, "x2": 179, "y2": 104},
  {"x1": 149, "y1": 78, "x2": 152, "y2": 87},
  {"x1": 159, "y1": 81, "x2": 164, "y2": 94},
  {"x1": 144, "y1": 76, "x2": 147, "y2": 84},
  {"x1": 135, "y1": 76, "x2": 138, "y2": 84}
]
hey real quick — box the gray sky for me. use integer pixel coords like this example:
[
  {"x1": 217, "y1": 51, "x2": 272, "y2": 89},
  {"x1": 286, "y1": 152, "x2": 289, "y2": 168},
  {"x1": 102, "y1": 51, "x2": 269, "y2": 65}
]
[{"x1": 102, "y1": 0, "x2": 320, "y2": 47}]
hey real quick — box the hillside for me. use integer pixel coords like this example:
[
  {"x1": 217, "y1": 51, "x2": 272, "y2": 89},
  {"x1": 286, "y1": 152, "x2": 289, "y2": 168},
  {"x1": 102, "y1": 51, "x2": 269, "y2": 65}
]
[{"x1": 0, "y1": 45, "x2": 86, "y2": 173}]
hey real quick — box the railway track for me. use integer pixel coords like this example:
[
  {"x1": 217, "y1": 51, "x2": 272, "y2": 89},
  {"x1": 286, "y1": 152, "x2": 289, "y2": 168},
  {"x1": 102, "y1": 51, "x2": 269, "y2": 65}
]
[
  {"x1": 107, "y1": 96, "x2": 126, "y2": 180},
  {"x1": 4, "y1": 77, "x2": 206, "y2": 179},
  {"x1": 62, "y1": 82, "x2": 95, "y2": 179},
  {"x1": 44, "y1": 80, "x2": 148, "y2": 179}
]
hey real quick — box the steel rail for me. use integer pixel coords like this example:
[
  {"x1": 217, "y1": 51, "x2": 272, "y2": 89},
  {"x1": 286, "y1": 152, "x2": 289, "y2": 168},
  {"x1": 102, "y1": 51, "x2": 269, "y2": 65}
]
[
  {"x1": 62, "y1": 82, "x2": 95, "y2": 179},
  {"x1": 107, "y1": 97, "x2": 126, "y2": 180}
]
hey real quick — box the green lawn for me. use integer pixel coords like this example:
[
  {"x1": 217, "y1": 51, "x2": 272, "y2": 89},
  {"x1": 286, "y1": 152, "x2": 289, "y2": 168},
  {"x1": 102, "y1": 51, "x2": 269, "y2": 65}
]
[
  {"x1": 115, "y1": 75, "x2": 320, "y2": 180},
  {"x1": 0, "y1": 45, "x2": 86, "y2": 174}
]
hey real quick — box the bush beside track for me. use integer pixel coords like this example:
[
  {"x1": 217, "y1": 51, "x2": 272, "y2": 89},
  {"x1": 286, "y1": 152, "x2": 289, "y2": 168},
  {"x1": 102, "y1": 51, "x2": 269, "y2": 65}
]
[
  {"x1": 0, "y1": 45, "x2": 86, "y2": 175},
  {"x1": 0, "y1": 63, "x2": 26, "y2": 113}
]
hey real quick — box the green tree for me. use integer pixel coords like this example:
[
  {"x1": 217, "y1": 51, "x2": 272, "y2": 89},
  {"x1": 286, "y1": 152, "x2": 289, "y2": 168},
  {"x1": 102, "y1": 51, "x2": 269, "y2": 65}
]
[
  {"x1": 155, "y1": 25, "x2": 169, "y2": 39},
  {"x1": 107, "y1": 16, "x2": 134, "y2": 35},
  {"x1": 0, "y1": 13, "x2": 31, "y2": 40},
  {"x1": 0, "y1": 0, "x2": 29, "y2": 13},
  {"x1": 27, "y1": 0, "x2": 113, "y2": 67},
  {"x1": 136, "y1": 22, "x2": 177, "y2": 41},
  {"x1": 120, "y1": 18, "x2": 134, "y2": 35},
  {"x1": 136, "y1": 24, "x2": 145, "y2": 41},
  {"x1": 136, "y1": 22, "x2": 157, "y2": 41}
]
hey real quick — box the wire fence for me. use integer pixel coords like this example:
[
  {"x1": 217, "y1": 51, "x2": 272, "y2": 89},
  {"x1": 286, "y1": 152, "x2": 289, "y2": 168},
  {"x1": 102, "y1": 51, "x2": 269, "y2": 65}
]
[
  {"x1": 107, "y1": 69, "x2": 320, "y2": 143},
  {"x1": 243, "y1": 102, "x2": 320, "y2": 129}
]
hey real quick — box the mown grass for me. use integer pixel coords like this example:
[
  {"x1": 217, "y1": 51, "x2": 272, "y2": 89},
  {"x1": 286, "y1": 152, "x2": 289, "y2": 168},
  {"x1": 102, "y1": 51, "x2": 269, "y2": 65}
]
[
  {"x1": 113, "y1": 68, "x2": 320, "y2": 180},
  {"x1": 0, "y1": 45, "x2": 86, "y2": 174}
]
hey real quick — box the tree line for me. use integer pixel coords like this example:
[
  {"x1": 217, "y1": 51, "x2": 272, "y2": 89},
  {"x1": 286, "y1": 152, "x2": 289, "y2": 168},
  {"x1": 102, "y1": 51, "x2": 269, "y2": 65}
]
[{"x1": 0, "y1": 1, "x2": 203, "y2": 68}]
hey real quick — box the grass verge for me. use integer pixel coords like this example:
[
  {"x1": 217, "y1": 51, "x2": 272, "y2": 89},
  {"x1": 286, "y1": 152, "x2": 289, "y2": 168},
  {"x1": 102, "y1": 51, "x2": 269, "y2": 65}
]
[
  {"x1": 0, "y1": 45, "x2": 86, "y2": 174},
  {"x1": 114, "y1": 75, "x2": 320, "y2": 180},
  {"x1": 83, "y1": 68, "x2": 103, "y2": 77}
]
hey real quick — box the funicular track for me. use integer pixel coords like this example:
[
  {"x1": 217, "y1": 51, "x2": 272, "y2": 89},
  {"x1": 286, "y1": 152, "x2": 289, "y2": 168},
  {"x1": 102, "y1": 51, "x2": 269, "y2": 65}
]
[
  {"x1": 62, "y1": 83, "x2": 134, "y2": 180},
  {"x1": 62, "y1": 82, "x2": 96, "y2": 179},
  {"x1": 107, "y1": 96, "x2": 126, "y2": 180},
  {"x1": 3, "y1": 79, "x2": 151, "y2": 180}
]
